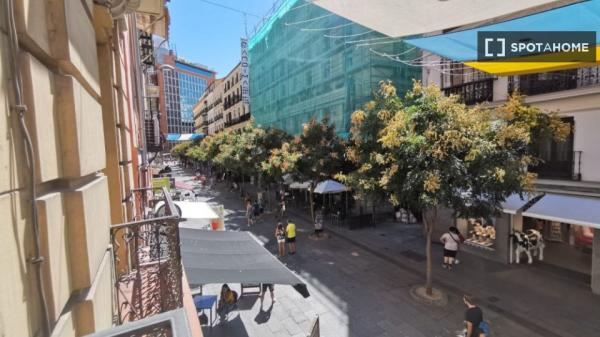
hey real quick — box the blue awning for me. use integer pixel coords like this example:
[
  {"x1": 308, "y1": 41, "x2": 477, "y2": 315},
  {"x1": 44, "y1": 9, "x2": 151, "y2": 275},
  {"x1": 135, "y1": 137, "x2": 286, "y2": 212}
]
[
  {"x1": 166, "y1": 133, "x2": 205, "y2": 142},
  {"x1": 406, "y1": 0, "x2": 600, "y2": 62}
]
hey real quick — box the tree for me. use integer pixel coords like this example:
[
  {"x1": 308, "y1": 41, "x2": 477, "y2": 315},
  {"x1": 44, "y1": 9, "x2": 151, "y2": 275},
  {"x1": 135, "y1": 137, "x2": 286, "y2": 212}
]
[
  {"x1": 337, "y1": 81, "x2": 401, "y2": 222},
  {"x1": 170, "y1": 141, "x2": 192, "y2": 160},
  {"x1": 295, "y1": 118, "x2": 346, "y2": 222},
  {"x1": 378, "y1": 81, "x2": 569, "y2": 296}
]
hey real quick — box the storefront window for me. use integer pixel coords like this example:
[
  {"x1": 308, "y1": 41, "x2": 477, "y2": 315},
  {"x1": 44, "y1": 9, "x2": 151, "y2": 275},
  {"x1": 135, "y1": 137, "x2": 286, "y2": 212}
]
[
  {"x1": 458, "y1": 218, "x2": 496, "y2": 250},
  {"x1": 523, "y1": 217, "x2": 593, "y2": 274}
]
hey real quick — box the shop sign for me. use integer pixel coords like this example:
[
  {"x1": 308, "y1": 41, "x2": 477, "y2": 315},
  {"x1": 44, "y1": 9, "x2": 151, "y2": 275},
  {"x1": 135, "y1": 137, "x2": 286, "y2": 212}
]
[
  {"x1": 152, "y1": 177, "x2": 171, "y2": 191},
  {"x1": 240, "y1": 38, "x2": 250, "y2": 105}
]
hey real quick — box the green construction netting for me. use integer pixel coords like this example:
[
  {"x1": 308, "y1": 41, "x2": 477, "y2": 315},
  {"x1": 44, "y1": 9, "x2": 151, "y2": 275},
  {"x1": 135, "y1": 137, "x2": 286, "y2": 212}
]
[{"x1": 249, "y1": 0, "x2": 421, "y2": 137}]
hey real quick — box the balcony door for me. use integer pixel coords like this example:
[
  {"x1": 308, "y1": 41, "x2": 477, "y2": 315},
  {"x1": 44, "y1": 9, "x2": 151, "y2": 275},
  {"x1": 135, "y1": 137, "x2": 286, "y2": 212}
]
[{"x1": 530, "y1": 117, "x2": 574, "y2": 180}]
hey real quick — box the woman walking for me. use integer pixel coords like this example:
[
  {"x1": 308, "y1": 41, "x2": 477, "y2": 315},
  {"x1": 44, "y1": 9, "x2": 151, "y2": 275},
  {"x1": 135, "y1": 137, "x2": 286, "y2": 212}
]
[
  {"x1": 275, "y1": 223, "x2": 286, "y2": 257},
  {"x1": 440, "y1": 226, "x2": 462, "y2": 270},
  {"x1": 246, "y1": 198, "x2": 254, "y2": 226}
]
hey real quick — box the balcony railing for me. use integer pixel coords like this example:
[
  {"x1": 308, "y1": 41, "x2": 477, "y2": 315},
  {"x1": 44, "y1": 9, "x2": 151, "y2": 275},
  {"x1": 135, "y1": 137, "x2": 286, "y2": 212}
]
[
  {"x1": 111, "y1": 187, "x2": 183, "y2": 324},
  {"x1": 509, "y1": 66, "x2": 600, "y2": 96},
  {"x1": 224, "y1": 113, "x2": 251, "y2": 128},
  {"x1": 530, "y1": 151, "x2": 582, "y2": 181},
  {"x1": 443, "y1": 78, "x2": 494, "y2": 105}
]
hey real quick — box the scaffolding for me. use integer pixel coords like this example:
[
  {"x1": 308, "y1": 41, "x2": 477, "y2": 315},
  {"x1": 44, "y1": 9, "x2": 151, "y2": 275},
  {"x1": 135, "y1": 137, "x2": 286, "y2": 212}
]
[{"x1": 249, "y1": 0, "x2": 421, "y2": 137}]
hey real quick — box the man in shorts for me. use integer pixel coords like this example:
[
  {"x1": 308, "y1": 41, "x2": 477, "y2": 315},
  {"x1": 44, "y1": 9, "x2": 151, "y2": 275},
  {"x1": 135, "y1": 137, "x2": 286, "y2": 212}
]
[{"x1": 286, "y1": 219, "x2": 297, "y2": 254}]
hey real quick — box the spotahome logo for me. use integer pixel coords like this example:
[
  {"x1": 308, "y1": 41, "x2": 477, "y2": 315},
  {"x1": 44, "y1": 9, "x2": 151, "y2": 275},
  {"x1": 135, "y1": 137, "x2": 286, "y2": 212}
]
[{"x1": 477, "y1": 31, "x2": 596, "y2": 62}]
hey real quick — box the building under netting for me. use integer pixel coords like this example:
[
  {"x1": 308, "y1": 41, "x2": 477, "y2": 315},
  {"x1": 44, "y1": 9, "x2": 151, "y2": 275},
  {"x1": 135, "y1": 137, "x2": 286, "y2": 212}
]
[{"x1": 248, "y1": 0, "x2": 421, "y2": 137}]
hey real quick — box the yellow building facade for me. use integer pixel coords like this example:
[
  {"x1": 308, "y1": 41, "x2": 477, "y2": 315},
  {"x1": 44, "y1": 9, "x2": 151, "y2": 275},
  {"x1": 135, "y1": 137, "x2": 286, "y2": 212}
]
[{"x1": 0, "y1": 1, "x2": 175, "y2": 336}]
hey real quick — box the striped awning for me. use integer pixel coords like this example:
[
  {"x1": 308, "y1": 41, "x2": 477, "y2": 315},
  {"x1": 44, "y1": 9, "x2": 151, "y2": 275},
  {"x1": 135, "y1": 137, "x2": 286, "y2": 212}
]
[{"x1": 166, "y1": 133, "x2": 205, "y2": 142}]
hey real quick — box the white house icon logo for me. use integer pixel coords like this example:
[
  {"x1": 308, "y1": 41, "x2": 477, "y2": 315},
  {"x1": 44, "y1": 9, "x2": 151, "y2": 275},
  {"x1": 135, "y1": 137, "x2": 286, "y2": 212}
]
[{"x1": 484, "y1": 37, "x2": 506, "y2": 57}]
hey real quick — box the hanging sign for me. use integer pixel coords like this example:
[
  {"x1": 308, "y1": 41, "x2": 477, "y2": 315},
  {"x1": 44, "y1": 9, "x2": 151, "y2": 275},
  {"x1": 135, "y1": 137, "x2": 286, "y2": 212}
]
[{"x1": 240, "y1": 38, "x2": 250, "y2": 105}]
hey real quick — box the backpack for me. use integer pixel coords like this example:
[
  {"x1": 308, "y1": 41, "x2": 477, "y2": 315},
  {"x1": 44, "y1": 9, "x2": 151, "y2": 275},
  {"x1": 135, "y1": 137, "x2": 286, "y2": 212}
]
[{"x1": 479, "y1": 321, "x2": 490, "y2": 335}]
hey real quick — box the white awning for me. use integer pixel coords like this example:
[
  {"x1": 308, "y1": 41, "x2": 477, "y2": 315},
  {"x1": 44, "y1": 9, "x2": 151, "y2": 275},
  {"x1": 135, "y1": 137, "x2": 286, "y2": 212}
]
[
  {"x1": 313, "y1": 179, "x2": 348, "y2": 194},
  {"x1": 522, "y1": 193, "x2": 600, "y2": 228},
  {"x1": 501, "y1": 193, "x2": 538, "y2": 215},
  {"x1": 154, "y1": 201, "x2": 219, "y2": 219},
  {"x1": 312, "y1": 0, "x2": 569, "y2": 38}
]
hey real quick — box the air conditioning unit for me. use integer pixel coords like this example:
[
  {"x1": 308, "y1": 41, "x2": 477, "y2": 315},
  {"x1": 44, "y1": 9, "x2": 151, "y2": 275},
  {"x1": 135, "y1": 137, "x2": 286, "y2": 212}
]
[{"x1": 94, "y1": 0, "x2": 163, "y2": 18}]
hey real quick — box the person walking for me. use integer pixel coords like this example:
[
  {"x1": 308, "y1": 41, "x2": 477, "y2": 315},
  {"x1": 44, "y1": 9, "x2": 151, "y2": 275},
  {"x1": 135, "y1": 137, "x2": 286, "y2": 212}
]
[
  {"x1": 463, "y1": 295, "x2": 488, "y2": 337},
  {"x1": 275, "y1": 223, "x2": 286, "y2": 257},
  {"x1": 246, "y1": 198, "x2": 254, "y2": 226},
  {"x1": 260, "y1": 283, "x2": 275, "y2": 308},
  {"x1": 286, "y1": 219, "x2": 297, "y2": 255},
  {"x1": 440, "y1": 226, "x2": 462, "y2": 270}
]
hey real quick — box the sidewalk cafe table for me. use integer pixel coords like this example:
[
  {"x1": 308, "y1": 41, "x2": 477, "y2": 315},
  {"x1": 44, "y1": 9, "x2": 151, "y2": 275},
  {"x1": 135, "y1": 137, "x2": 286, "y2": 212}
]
[{"x1": 194, "y1": 295, "x2": 217, "y2": 327}]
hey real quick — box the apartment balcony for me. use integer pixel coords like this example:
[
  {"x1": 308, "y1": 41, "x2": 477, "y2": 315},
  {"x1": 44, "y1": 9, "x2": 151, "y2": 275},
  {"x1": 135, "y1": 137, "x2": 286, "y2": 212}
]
[
  {"x1": 508, "y1": 66, "x2": 600, "y2": 96},
  {"x1": 111, "y1": 187, "x2": 183, "y2": 324},
  {"x1": 443, "y1": 78, "x2": 494, "y2": 105},
  {"x1": 530, "y1": 150, "x2": 582, "y2": 182},
  {"x1": 224, "y1": 113, "x2": 251, "y2": 128},
  {"x1": 84, "y1": 309, "x2": 193, "y2": 337}
]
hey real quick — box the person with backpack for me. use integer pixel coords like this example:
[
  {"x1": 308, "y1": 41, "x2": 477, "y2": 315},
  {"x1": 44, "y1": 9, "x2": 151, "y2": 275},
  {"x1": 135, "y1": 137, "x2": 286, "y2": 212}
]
[
  {"x1": 440, "y1": 226, "x2": 463, "y2": 270},
  {"x1": 463, "y1": 295, "x2": 489, "y2": 337}
]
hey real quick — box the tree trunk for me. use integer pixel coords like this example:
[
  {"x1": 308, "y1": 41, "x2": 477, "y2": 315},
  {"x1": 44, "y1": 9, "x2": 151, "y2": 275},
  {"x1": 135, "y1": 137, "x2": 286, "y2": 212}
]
[
  {"x1": 309, "y1": 184, "x2": 315, "y2": 223},
  {"x1": 371, "y1": 200, "x2": 376, "y2": 225},
  {"x1": 423, "y1": 208, "x2": 437, "y2": 296}
]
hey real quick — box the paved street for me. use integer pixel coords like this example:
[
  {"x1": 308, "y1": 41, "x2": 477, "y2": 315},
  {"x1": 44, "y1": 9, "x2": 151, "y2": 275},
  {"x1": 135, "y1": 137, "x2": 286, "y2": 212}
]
[{"x1": 175, "y1": 169, "x2": 600, "y2": 337}]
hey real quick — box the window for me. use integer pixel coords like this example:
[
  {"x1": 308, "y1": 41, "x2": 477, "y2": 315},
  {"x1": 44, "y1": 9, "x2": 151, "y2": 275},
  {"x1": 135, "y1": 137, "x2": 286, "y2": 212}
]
[{"x1": 530, "y1": 117, "x2": 575, "y2": 179}]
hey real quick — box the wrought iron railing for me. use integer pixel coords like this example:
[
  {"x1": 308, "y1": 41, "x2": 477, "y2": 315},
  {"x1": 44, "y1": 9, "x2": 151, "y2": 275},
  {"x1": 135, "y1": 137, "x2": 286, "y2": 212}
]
[
  {"x1": 530, "y1": 151, "x2": 582, "y2": 181},
  {"x1": 508, "y1": 66, "x2": 600, "y2": 96},
  {"x1": 111, "y1": 187, "x2": 183, "y2": 324},
  {"x1": 224, "y1": 113, "x2": 251, "y2": 128},
  {"x1": 443, "y1": 78, "x2": 494, "y2": 105}
]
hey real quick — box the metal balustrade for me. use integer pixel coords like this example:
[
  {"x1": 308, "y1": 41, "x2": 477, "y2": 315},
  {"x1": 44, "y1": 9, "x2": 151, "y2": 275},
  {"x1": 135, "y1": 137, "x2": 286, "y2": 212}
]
[{"x1": 110, "y1": 187, "x2": 183, "y2": 324}]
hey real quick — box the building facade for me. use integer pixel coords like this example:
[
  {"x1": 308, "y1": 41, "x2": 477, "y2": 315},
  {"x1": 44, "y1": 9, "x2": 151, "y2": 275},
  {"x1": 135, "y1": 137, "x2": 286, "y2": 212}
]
[
  {"x1": 194, "y1": 62, "x2": 251, "y2": 135},
  {"x1": 248, "y1": 0, "x2": 420, "y2": 137},
  {"x1": 422, "y1": 53, "x2": 600, "y2": 294},
  {"x1": 222, "y1": 63, "x2": 251, "y2": 133},
  {"x1": 158, "y1": 54, "x2": 215, "y2": 136},
  {"x1": 194, "y1": 79, "x2": 224, "y2": 135},
  {"x1": 1, "y1": 1, "x2": 201, "y2": 336}
]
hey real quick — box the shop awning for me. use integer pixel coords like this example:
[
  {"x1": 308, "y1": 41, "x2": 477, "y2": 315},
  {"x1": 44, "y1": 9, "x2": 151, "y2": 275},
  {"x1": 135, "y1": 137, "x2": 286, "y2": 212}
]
[
  {"x1": 522, "y1": 193, "x2": 600, "y2": 228},
  {"x1": 166, "y1": 133, "x2": 205, "y2": 142},
  {"x1": 180, "y1": 229, "x2": 309, "y2": 297},
  {"x1": 501, "y1": 193, "x2": 539, "y2": 214},
  {"x1": 314, "y1": 180, "x2": 348, "y2": 194},
  {"x1": 405, "y1": 0, "x2": 600, "y2": 75}
]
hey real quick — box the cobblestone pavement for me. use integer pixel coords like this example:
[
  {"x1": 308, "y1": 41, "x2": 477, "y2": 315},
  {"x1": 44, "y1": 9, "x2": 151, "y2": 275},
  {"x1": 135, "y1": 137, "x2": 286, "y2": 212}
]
[{"x1": 174, "y1": 171, "x2": 600, "y2": 337}]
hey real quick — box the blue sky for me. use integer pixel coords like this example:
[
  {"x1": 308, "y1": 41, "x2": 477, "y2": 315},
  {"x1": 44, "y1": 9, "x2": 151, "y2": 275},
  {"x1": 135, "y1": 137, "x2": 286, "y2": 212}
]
[{"x1": 168, "y1": 0, "x2": 277, "y2": 77}]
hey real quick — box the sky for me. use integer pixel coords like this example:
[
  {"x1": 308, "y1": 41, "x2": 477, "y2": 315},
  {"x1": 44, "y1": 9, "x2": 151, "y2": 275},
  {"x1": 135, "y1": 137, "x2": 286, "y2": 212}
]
[{"x1": 168, "y1": 0, "x2": 278, "y2": 77}]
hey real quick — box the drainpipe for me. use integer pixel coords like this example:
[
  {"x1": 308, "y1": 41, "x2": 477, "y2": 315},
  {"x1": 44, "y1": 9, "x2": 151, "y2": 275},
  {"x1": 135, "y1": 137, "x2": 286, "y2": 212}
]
[
  {"x1": 4, "y1": 0, "x2": 51, "y2": 335},
  {"x1": 128, "y1": 14, "x2": 149, "y2": 192}
]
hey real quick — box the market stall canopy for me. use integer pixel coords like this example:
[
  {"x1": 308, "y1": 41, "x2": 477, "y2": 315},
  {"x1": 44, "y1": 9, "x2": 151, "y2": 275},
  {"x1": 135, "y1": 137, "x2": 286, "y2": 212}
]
[
  {"x1": 312, "y1": 0, "x2": 567, "y2": 38},
  {"x1": 522, "y1": 193, "x2": 600, "y2": 228},
  {"x1": 289, "y1": 181, "x2": 311, "y2": 189},
  {"x1": 501, "y1": 193, "x2": 540, "y2": 215},
  {"x1": 404, "y1": 0, "x2": 600, "y2": 75},
  {"x1": 180, "y1": 229, "x2": 309, "y2": 297},
  {"x1": 166, "y1": 133, "x2": 205, "y2": 141},
  {"x1": 313, "y1": 180, "x2": 348, "y2": 194}
]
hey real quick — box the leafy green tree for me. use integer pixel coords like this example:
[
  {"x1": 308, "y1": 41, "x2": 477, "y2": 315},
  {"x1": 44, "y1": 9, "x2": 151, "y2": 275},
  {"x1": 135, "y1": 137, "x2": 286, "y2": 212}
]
[
  {"x1": 337, "y1": 81, "x2": 400, "y2": 221},
  {"x1": 295, "y1": 118, "x2": 346, "y2": 222},
  {"x1": 170, "y1": 141, "x2": 192, "y2": 160},
  {"x1": 378, "y1": 82, "x2": 569, "y2": 296}
]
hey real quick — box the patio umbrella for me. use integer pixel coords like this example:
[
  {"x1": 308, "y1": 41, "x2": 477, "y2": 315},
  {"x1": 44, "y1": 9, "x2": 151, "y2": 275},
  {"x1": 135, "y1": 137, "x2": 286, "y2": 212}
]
[
  {"x1": 313, "y1": 180, "x2": 347, "y2": 194},
  {"x1": 314, "y1": 180, "x2": 349, "y2": 216}
]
